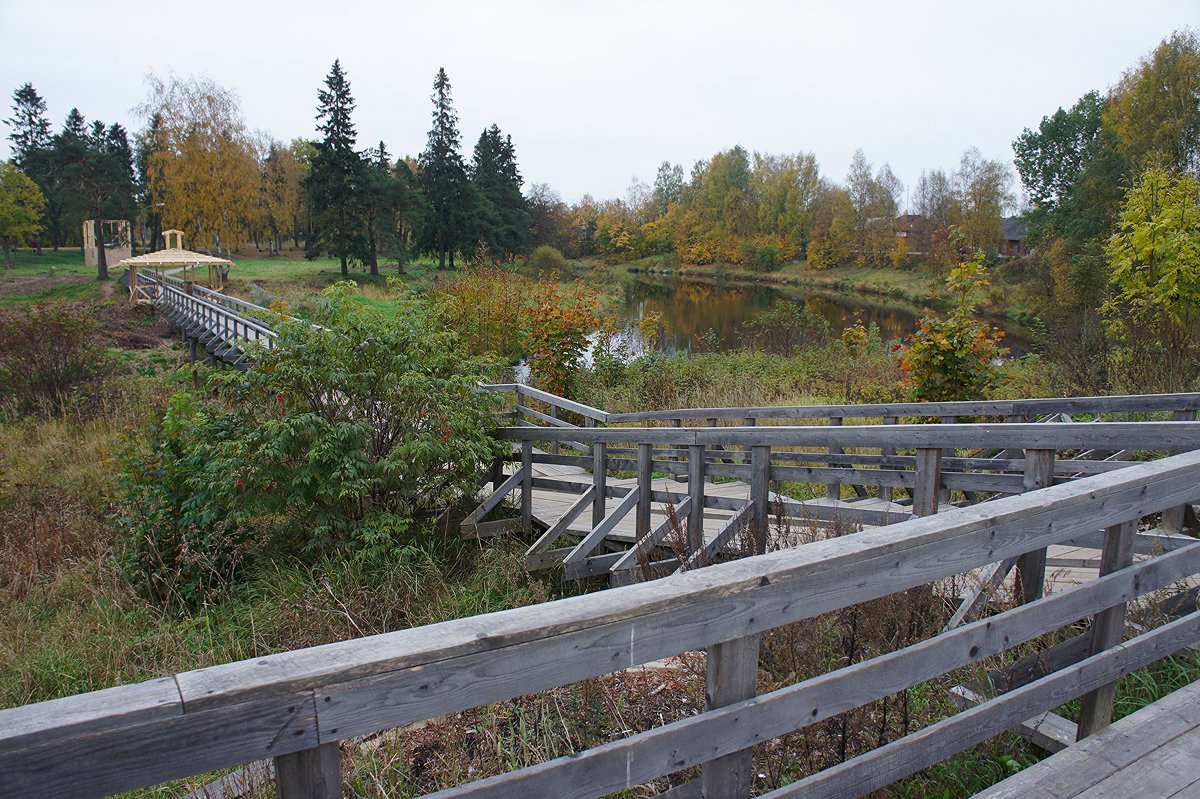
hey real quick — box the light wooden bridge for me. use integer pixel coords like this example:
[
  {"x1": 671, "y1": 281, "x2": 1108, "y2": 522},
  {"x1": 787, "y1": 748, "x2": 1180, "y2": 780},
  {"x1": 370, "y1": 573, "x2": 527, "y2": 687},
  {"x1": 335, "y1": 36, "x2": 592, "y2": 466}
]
[
  {"x1": 132, "y1": 268, "x2": 278, "y2": 368},
  {"x1": 467, "y1": 384, "x2": 1200, "y2": 595},
  {"x1": 13, "y1": 276, "x2": 1195, "y2": 798}
]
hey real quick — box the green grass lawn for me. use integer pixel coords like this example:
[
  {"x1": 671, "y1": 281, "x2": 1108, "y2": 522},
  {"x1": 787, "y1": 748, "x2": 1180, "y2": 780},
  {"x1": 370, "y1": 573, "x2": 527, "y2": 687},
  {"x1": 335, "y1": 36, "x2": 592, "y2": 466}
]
[
  {"x1": 0, "y1": 247, "x2": 465, "y2": 309},
  {"x1": 2, "y1": 248, "x2": 93, "y2": 275}
]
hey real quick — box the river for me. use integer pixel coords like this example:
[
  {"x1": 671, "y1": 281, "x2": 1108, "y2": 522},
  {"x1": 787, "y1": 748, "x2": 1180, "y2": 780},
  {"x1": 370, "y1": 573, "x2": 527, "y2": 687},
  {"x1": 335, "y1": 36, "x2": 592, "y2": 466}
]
[{"x1": 607, "y1": 273, "x2": 1031, "y2": 357}]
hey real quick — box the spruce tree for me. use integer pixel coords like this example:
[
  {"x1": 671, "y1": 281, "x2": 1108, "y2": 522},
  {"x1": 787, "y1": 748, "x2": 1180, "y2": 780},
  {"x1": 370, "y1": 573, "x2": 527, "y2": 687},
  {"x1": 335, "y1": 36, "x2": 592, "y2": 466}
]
[
  {"x1": 470, "y1": 124, "x2": 532, "y2": 261},
  {"x1": 417, "y1": 68, "x2": 471, "y2": 269},
  {"x1": 6, "y1": 83, "x2": 54, "y2": 251},
  {"x1": 306, "y1": 59, "x2": 368, "y2": 276},
  {"x1": 363, "y1": 141, "x2": 397, "y2": 276},
  {"x1": 52, "y1": 113, "x2": 135, "y2": 278},
  {"x1": 5, "y1": 83, "x2": 51, "y2": 167}
]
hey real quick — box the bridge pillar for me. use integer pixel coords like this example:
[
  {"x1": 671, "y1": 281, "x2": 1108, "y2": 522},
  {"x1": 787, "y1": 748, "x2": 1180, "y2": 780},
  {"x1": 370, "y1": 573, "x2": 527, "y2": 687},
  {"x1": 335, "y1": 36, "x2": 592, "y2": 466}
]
[
  {"x1": 521, "y1": 440, "x2": 533, "y2": 534},
  {"x1": 274, "y1": 742, "x2": 341, "y2": 799},
  {"x1": 1077, "y1": 520, "x2": 1136, "y2": 739},
  {"x1": 687, "y1": 445, "x2": 706, "y2": 553},
  {"x1": 826, "y1": 417, "x2": 843, "y2": 501},
  {"x1": 702, "y1": 633, "x2": 760, "y2": 798},
  {"x1": 750, "y1": 445, "x2": 770, "y2": 554},
  {"x1": 592, "y1": 443, "x2": 608, "y2": 529},
  {"x1": 880, "y1": 416, "x2": 897, "y2": 503},
  {"x1": 1162, "y1": 409, "x2": 1196, "y2": 533},
  {"x1": 636, "y1": 443, "x2": 652, "y2": 541}
]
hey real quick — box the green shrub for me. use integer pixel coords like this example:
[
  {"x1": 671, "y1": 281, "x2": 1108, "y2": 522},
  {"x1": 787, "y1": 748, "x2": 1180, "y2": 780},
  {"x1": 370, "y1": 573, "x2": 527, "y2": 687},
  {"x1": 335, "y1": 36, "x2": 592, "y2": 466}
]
[
  {"x1": 526, "y1": 245, "x2": 570, "y2": 274},
  {"x1": 115, "y1": 282, "x2": 508, "y2": 608},
  {"x1": 740, "y1": 240, "x2": 785, "y2": 272},
  {"x1": 741, "y1": 300, "x2": 831, "y2": 355},
  {"x1": 896, "y1": 256, "x2": 1008, "y2": 402}
]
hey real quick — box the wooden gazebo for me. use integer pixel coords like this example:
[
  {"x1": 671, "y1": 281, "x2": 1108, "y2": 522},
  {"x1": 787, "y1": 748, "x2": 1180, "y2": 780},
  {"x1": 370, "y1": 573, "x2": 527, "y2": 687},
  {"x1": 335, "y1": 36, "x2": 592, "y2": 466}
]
[{"x1": 122, "y1": 230, "x2": 233, "y2": 304}]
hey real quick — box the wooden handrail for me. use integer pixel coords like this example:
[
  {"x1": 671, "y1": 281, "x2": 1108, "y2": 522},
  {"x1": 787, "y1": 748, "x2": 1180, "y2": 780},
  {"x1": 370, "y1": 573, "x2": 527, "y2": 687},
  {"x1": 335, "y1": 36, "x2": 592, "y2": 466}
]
[
  {"x1": 605, "y1": 393, "x2": 1200, "y2": 422},
  {"x1": 495, "y1": 421, "x2": 1200, "y2": 451},
  {"x1": 4, "y1": 450, "x2": 1200, "y2": 797},
  {"x1": 479, "y1": 383, "x2": 1200, "y2": 426}
]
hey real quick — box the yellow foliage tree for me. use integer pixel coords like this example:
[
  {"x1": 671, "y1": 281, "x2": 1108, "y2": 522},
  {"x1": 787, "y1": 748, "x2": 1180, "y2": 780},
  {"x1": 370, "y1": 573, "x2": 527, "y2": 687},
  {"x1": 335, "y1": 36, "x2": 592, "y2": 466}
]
[
  {"x1": 138, "y1": 74, "x2": 260, "y2": 254},
  {"x1": 256, "y1": 138, "x2": 302, "y2": 254}
]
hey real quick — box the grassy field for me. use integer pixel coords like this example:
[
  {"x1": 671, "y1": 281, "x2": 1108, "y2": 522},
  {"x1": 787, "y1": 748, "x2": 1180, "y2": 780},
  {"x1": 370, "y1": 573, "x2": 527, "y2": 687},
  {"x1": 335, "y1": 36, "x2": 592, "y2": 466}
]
[{"x1": 0, "y1": 247, "x2": 463, "y2": 312}]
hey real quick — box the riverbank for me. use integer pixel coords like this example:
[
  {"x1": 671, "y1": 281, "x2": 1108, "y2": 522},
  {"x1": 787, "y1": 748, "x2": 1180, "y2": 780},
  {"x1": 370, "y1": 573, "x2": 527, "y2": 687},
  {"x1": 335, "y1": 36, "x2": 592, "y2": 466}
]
[
  {"x1": 582, "y1": 256, "x2": 941, "y2": 307},
  {"x1": 579, "y1": 255, "x2": 1047, "y2": 349}
]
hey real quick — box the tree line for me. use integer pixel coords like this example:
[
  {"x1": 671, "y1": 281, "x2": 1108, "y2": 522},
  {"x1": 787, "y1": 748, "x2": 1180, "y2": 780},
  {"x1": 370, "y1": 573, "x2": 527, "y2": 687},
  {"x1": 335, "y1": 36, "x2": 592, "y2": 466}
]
[
  {"x1": 2, "y1": 62, "x2": 532, "y2": 278},
  {"x1": 526, "y1": 143, "x2": 1015, "y2": 271},
  {"x1": 1010, "y1": 29, "x2": 1200, "y2": 392}
]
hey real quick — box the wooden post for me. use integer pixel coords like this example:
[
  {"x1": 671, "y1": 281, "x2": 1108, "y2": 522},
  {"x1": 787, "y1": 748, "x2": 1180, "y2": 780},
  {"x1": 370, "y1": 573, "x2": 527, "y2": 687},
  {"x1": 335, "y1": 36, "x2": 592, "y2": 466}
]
[
  {"x1": 701, "y1": 634, "x2": 760, "y2": 799},
  {"x1": 549, "y1": 405, "x2": 559, "y2": 456},
  {"x1": 750, "y1": 446, "x2": 770, "y2": 554},
  {"x1": 881, "y1": 415, "x2": 897, "y2": 503},
  {"x1": 912, "y1": 448, "x2": 942, "y2": 517},
  {"x1": 1077, "y1": 520, "x2": 1137, "y2": 739},
  {"x1": 939, "y1": 416, "x2": 956, "y2": 505},
  {"x1": 490, "y1": 456, "x2": 505, "y2": 492},
  {"x1": 636, "y1": 443, "x2": 652, "y2": 541},
  {"x1": 514, "y1": 385, "x2": 525, "y2": 426},
  {"x1": 827, "y1": 416, "x2": 843, "y2": 501},
  {"x1": 274, "y1": 742, "x2": 340, "y2": 799},
  {"x1": 688, "y1": 444, "x2": 706, "y2": 554},
  {"x1": 592, "y1": 442, "x2": 608, "y2": 530},
  {"x1": 1162, "y1": 409, "x2": 1195, "y2": 533},
  {"x1": 521, "y1": 440, "x2": 533, "y2": 534},
  {"x1": 1017, "y1": 448, "x2": 1055, "y2": 604},
  {"x1": 1000, "y1": 413, "x2": 1024, "y2": 460}
]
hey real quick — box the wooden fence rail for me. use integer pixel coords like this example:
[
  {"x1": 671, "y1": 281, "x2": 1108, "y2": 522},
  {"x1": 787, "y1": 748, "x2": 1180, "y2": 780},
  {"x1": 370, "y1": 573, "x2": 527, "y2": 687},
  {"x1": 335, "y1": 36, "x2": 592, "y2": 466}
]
[
  {"x1": 481, "y1": 383, "x2": 1200, "y2": 427},
  {"x1": 4, "y1": 449, "x2": 1200, "y2": 798},
  {"x1": 485, "y1": 418, "x2": 1200, "y2": 584}
]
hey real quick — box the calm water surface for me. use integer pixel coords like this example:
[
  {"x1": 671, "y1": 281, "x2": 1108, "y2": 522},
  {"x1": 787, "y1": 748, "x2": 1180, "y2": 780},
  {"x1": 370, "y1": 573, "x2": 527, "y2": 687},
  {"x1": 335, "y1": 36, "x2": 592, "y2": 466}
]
[{"x1": 605, "y1": 274, "x2": 1030, "y2": 357}]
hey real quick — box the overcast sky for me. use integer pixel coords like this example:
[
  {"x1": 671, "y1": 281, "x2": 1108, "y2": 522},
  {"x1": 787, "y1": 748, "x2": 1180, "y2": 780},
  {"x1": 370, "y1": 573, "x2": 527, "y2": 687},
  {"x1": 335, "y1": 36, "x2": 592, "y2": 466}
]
[{"x1": 2, "y1": 1, "x2": 1196, "y2": 206}]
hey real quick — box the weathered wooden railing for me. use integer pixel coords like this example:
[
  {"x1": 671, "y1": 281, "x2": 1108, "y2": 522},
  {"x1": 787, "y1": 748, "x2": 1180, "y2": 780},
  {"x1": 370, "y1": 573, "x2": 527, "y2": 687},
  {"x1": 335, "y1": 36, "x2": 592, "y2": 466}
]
[
  {"x1": 484, "y1": 383, "x2": 1200, "y2": 428},
  {"x1": 481, "y1": 384, "x2": 1200, "y2": 536},
  {"x1": 479, "y1": 416, "x2": 1200, "y2": 585},
  {"x1": 137, "y1": 271, "x2": 277, "y2": 365},
  {"x1": 4, "y1": 448, "x2": 1200, "y2": 798}
]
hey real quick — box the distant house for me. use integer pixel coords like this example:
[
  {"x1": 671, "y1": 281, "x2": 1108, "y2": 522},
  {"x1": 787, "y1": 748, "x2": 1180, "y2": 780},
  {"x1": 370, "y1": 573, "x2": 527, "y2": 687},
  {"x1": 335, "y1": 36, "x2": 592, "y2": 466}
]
[
  {"x1": 893, "y1": 214, "x2": 923, "y2": 247},
  {"x1": 999, "y1": 217, "x2": 1029, "y2": 257}
]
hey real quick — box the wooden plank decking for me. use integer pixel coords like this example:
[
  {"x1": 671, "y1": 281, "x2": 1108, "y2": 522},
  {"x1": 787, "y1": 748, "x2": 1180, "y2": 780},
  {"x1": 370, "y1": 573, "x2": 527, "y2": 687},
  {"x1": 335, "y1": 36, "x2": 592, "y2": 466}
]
[
  {"x1": 523, "y1": 457, "x2": 910, "y2": 543},
  {"x1": 976, "y1": 679, "x2": 1200, "y2": 799}
]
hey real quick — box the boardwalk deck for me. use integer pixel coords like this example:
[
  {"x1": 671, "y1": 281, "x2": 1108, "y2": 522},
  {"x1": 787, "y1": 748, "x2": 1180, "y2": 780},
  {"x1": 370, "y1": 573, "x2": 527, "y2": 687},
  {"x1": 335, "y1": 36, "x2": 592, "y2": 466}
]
[
  {"x1": 521, "y1": 457, "x2": 910, "y2": 544},
  {"x1": 976, "y1": 679, "x2": 1200, "y2": 799}
]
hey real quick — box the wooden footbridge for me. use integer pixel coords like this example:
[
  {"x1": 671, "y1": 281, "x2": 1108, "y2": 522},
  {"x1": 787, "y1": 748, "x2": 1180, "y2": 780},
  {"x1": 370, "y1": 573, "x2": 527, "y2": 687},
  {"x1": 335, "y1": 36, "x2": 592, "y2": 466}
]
[
  {"x1": 468, "y1": 384, "x2": 1200, "y2": 595},
  {"x1": 130, "y1": 266, "x2": 277, "y2": 368},
  {"x1": 11, "y1": 275, "x2": 1196, "y2": 798}
]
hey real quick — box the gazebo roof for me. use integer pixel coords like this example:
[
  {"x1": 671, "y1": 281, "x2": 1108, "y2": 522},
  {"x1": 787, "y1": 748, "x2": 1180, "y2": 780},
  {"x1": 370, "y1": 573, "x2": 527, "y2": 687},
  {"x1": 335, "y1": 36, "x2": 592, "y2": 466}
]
[{"x1": 120, "y1": 248, "x2": 233, "y2": 267}]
